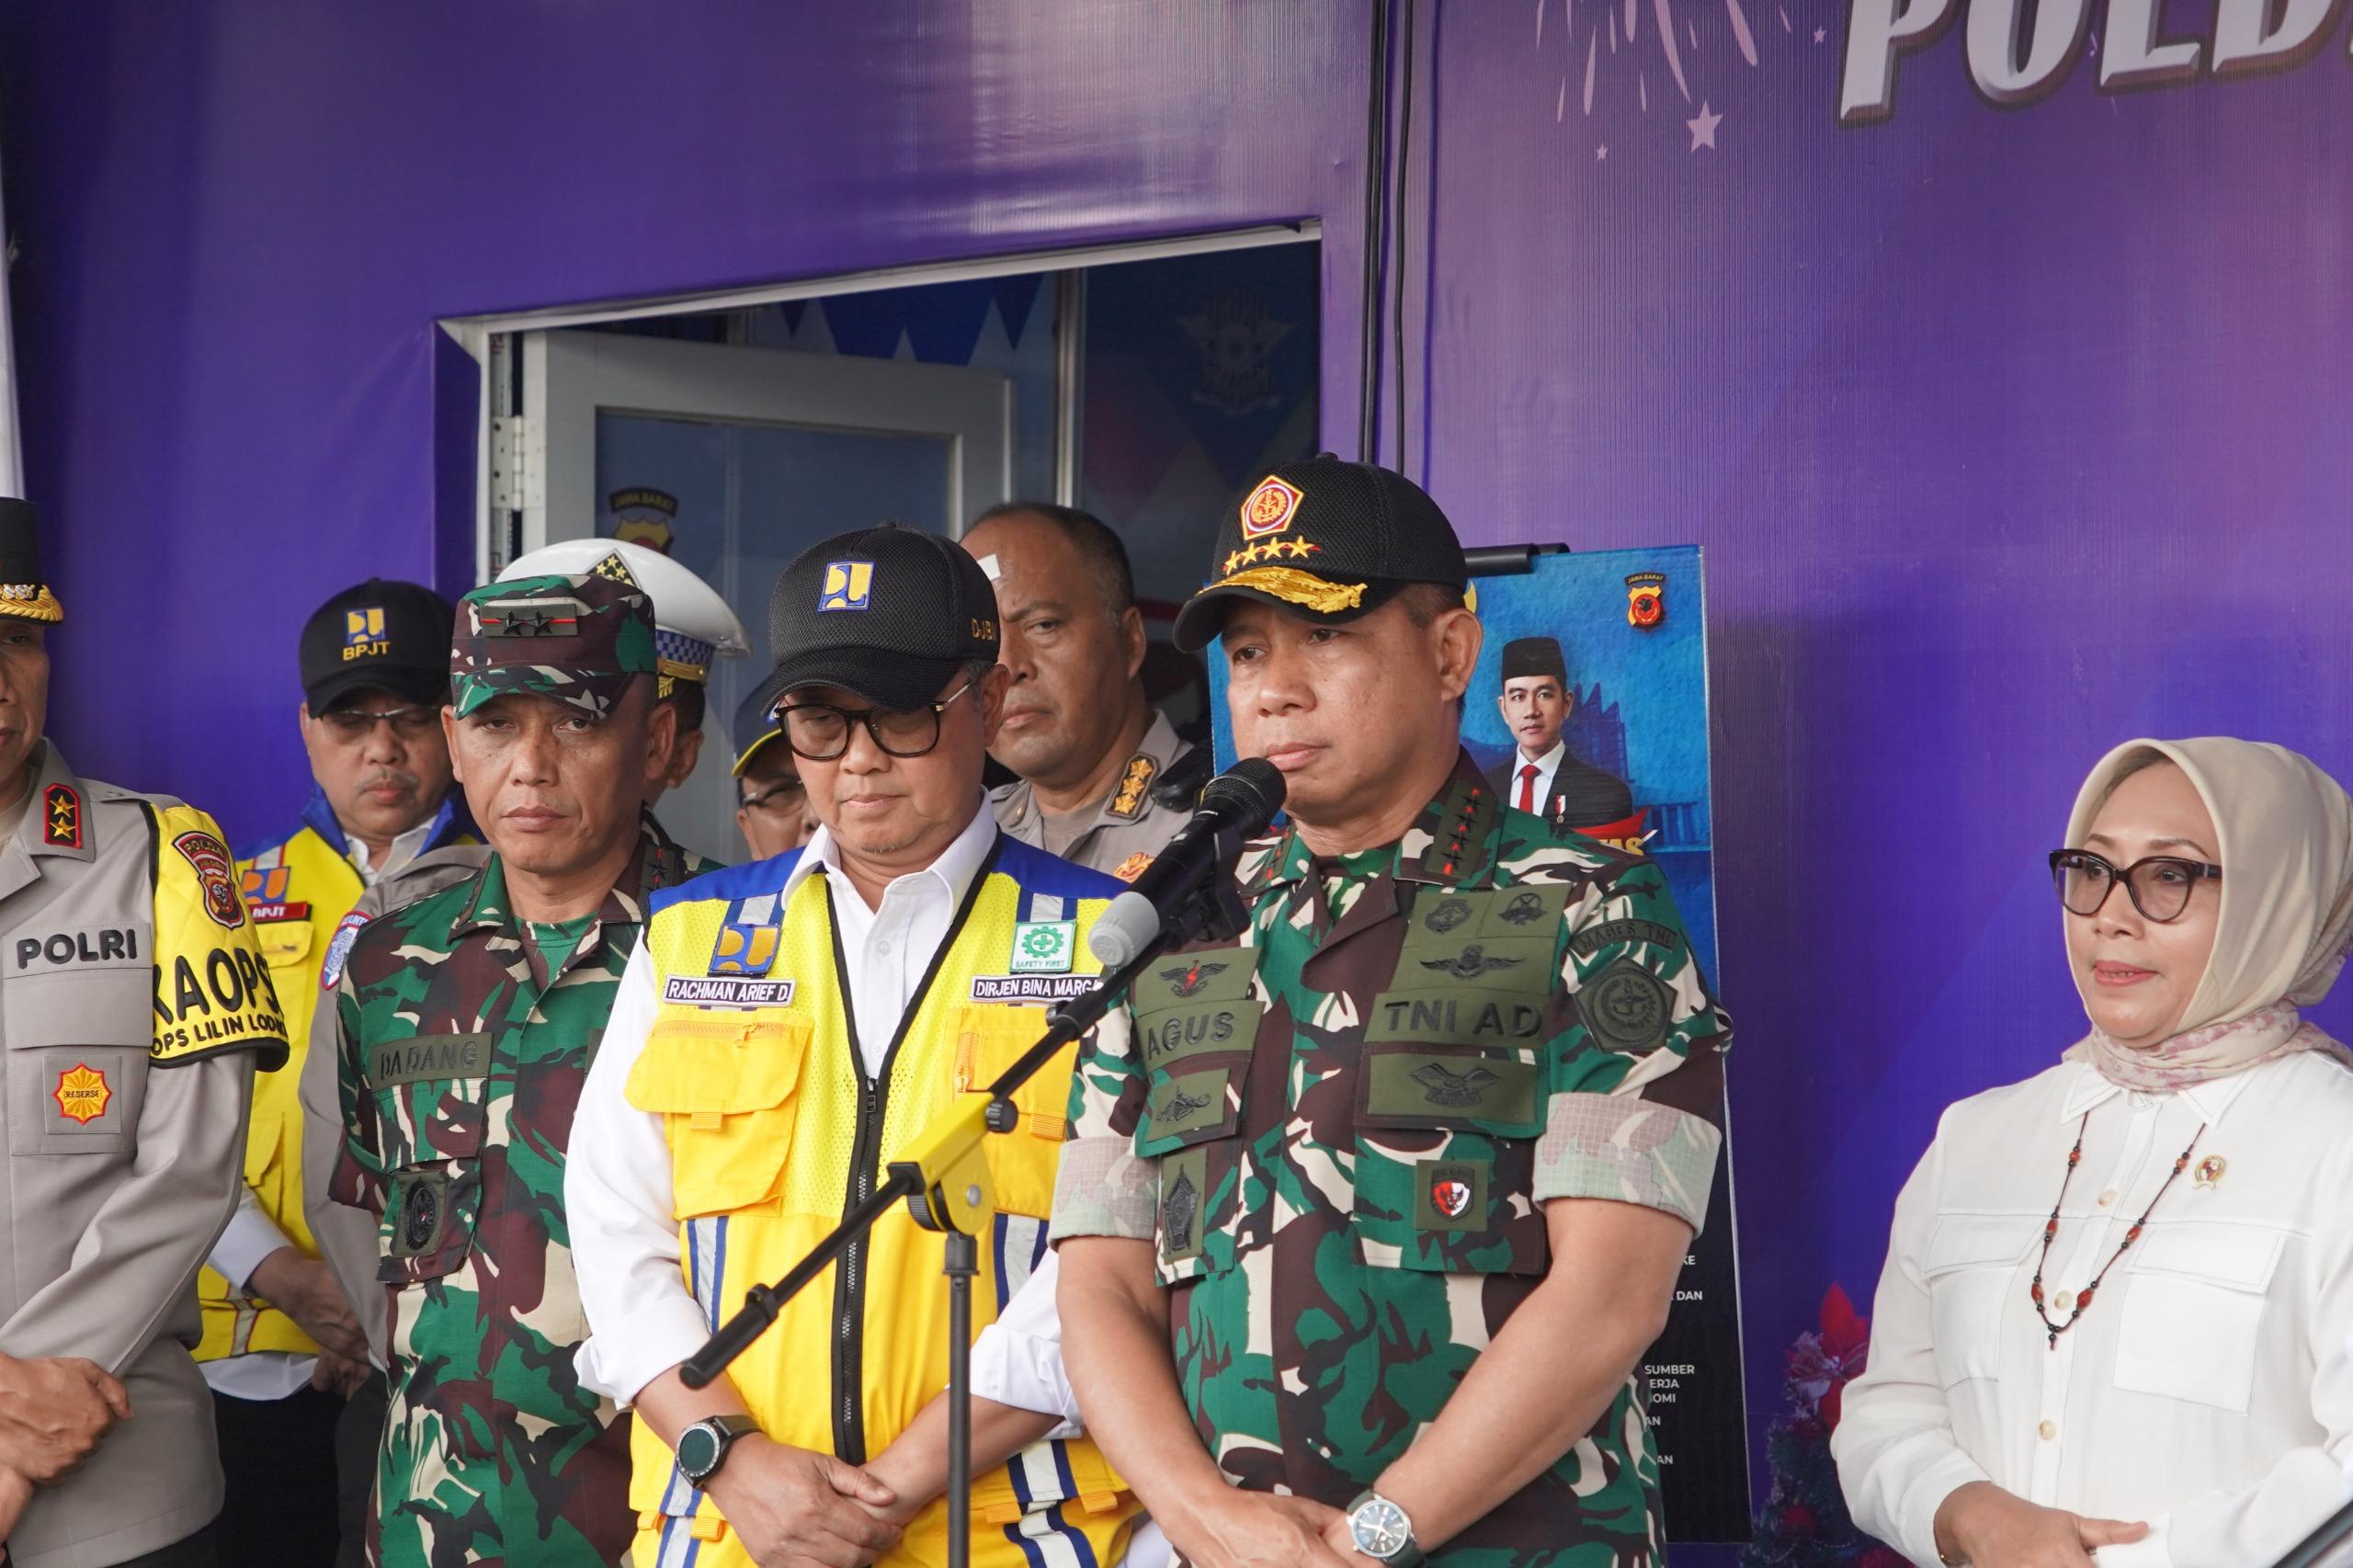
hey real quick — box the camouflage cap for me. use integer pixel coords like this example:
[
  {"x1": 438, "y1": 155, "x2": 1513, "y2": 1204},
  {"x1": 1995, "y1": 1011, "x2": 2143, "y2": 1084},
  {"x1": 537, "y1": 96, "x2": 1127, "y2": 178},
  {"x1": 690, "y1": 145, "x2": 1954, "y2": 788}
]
[{"x1": 449, "y1": 571, "x2": 659, "y2": 718}]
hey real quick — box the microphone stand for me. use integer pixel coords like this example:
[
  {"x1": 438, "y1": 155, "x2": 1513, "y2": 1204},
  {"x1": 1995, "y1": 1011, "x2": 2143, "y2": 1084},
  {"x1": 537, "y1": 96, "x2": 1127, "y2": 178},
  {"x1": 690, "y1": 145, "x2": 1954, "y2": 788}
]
[
  {"x1": 2274, "y1": 1497, "x2": 2353, "y2": 1568},
  {"x1": 677, "y1": 869, "x2": 1251, "y2": 1568}
]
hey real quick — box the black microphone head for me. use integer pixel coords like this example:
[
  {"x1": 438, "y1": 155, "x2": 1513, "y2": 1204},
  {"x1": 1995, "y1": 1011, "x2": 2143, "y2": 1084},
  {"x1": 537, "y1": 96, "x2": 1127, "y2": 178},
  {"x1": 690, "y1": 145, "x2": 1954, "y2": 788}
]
[{"x1": 1203, "y1": 756, "x2": 1287, "y2": 835}]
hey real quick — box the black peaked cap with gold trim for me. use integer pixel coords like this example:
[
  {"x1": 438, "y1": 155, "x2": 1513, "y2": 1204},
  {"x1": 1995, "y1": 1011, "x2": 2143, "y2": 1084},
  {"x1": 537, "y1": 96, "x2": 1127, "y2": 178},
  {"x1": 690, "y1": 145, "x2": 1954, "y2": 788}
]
[
  {"x1": 1171, "y1": 455, "x2": 1466, "y2": 653},
  {"x1": 0, "y1": 499, "x2": 63, "y2": 623}
]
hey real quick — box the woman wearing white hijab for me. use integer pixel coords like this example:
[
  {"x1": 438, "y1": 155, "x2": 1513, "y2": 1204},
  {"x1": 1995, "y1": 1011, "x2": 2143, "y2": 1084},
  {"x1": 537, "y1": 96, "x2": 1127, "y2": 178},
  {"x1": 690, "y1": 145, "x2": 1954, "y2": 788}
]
[{"x1": 1835, "y1": 738, "x2": 2353, "y2": 1568}]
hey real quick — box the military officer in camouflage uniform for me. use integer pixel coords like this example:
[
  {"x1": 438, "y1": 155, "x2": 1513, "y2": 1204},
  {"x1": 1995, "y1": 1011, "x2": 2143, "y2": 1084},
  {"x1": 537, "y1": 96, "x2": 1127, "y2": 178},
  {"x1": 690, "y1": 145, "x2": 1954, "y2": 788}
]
[
  {"x1": 1054, "y1": 458, "x2": 1733, "y2": 1568},
  {"x1": 964, "y1": 504, "x2": 1206, "y2": 882},
  {"x1": 327, "y1": 566, "x2": 720, "y2": 1567}
]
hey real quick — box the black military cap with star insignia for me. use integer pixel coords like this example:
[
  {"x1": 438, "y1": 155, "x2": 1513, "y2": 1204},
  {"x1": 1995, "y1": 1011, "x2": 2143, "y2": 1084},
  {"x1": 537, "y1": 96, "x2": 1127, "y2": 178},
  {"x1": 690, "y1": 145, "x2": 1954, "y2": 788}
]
[
  {"x1": 1171, "y1": 455, "x2": 1470, "y2": 652},
  {"x1": 0, "y1": 498, "x2": 63, "y2": 624}
]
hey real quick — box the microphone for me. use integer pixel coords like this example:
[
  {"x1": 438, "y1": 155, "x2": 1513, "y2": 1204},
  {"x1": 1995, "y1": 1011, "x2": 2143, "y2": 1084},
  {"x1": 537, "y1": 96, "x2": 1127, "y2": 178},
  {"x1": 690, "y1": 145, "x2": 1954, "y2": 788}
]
[{"x1": 1087, "y1": 757, "x2": 1285, "y2": 970}]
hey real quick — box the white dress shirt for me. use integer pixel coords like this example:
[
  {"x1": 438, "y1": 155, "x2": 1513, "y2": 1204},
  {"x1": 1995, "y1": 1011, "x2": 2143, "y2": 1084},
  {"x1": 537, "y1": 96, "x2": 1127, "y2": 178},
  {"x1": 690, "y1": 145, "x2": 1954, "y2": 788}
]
[
  {"x1": 202, "y1": 820, "x2": 432, "y2": 1401},
  {"x1": 567, "y1": 802, "x2": 1076, "y2": 1419},
  {"x1": 1834, "y1": 1051, "x2": 2353, "y2": 1567},
  {"x1": 1510, "y1": 741, "x2": 1566, "y2": 813}
]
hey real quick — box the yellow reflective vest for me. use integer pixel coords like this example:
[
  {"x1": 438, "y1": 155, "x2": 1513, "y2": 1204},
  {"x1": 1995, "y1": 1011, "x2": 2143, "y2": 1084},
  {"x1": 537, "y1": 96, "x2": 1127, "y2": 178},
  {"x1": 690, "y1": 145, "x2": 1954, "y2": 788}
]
[
  {"x1": 627, "y1": 835, "x2": 1139, "y2": 1568},
  {"x1": 201, "y1": 792, "x2": 472, "y2": 1362}
]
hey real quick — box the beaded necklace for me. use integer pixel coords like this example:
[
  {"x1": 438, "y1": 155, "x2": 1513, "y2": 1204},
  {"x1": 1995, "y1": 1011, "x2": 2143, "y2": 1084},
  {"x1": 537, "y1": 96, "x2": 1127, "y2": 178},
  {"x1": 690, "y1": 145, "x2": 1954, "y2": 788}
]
[{"x1": 2029, "y1": 1110, "x2": 2205, "y2": 1350}]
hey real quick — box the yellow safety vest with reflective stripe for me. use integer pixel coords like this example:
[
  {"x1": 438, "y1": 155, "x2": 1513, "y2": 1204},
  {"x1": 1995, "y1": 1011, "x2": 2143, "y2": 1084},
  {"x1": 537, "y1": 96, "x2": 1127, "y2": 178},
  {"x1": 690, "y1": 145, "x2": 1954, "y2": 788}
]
[
  {"x1": 204, "y1": 800, "x2": 473, "y2": 1362},
  {"x1": 627, "y1": 835, "x2": 1138, "y2": 1568}
]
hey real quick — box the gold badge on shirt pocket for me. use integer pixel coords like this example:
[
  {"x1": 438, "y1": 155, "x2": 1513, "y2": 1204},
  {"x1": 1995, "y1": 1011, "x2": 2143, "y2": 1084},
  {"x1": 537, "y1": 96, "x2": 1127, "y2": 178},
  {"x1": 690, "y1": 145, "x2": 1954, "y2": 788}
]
[{"x1": 2194, "y1": 1154, "x2": 2226, "y2": 1189}]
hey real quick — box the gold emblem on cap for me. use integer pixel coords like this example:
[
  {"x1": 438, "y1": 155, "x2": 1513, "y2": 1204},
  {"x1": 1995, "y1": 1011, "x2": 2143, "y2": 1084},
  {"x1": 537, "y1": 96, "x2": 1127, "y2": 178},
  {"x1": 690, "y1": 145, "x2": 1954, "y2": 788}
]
[
  {"x1": 0, "y1": 585, "x2": 63, "y2": 623},
  {"x1": 1239, "y1": 476, "x2": 1305, "y2": 540},
  {"x1": 1210, "y1": 565, "x2": 1365, "y2": 616}
]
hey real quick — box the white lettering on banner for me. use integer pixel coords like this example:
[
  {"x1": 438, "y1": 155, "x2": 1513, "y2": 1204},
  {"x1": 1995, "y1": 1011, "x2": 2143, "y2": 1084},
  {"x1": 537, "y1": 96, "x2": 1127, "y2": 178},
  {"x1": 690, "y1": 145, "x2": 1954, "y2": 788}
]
[{"x1": 1840, "y1": 0, "x2": 2347, "y2": 121}]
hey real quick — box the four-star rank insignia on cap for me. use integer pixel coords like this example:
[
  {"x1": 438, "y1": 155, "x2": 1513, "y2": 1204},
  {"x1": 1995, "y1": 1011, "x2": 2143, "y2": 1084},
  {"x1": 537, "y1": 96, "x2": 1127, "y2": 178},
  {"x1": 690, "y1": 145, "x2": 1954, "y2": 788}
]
[
  {"x1": 41, "y1": 783, "x2": 82, "y2": 850},
  {"x1": 1238, "y1": 475, "x2": 1305, "y2": 540},
  {"x1": 590, "y1": 551, "x2": 642, "y2": 587},
  {"x1": 1626, "y1": 572, "x2": 1666, "y2": 631}
]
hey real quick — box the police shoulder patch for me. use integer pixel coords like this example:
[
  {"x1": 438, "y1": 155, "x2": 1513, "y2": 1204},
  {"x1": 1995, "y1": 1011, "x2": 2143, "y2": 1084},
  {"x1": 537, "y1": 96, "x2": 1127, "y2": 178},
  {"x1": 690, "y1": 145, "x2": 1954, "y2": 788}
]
[{"x1": 173, "y1": 831, "x2": 244, "y2": 928}]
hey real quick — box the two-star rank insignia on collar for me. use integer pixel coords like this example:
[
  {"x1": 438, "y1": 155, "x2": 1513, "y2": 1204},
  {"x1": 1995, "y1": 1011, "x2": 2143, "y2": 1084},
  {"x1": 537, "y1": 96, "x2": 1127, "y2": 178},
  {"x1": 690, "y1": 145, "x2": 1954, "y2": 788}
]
[{"x1": 41, "y1": 783, "x2": 82, "y2": 850}]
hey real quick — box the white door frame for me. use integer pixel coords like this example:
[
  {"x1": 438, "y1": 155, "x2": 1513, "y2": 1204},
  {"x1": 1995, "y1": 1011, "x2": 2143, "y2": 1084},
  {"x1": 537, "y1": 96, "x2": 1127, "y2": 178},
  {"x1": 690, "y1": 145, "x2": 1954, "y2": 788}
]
[{"x1": 520, "y1": 331, "x2": 1012, "y2": 558}]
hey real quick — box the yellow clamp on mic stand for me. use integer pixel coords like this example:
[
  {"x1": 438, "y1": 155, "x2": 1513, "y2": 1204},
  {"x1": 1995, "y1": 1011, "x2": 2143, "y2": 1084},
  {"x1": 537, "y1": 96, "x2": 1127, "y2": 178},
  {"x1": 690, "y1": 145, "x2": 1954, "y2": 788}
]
[{"x1": 886, "y1": 1091, "x2": 1006, "y2": 1237}]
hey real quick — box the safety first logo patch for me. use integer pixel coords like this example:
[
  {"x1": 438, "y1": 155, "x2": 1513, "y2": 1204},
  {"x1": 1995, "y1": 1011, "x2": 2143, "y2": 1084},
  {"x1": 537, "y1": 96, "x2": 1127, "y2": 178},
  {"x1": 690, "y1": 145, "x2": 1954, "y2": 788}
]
[{"x1": 173, "y1": 832, "x2": 244, "y2": 929}]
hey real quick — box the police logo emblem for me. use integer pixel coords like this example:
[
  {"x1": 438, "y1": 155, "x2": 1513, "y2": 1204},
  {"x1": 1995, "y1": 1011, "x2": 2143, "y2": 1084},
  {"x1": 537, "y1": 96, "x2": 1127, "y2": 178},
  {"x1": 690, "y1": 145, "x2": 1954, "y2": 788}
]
[
  {"x1": 1239, "y1": 476, "x2": 1306, "y2": 540},
  {"x1": 173, "y1": 831, "x2": 245, "y2": 928},
  {"x1": 609, "y1": 487, "x2": 679, "y2": 555},
  {"x1": 1626, "y1": 572, "x2": 1667, "y2": 630},
  {"x1": 1425, "y1": 897, "x2": 1473, "y2": 935},
  {"x1": 818, "y1": 560, "x2": 875, "y2": 612}
]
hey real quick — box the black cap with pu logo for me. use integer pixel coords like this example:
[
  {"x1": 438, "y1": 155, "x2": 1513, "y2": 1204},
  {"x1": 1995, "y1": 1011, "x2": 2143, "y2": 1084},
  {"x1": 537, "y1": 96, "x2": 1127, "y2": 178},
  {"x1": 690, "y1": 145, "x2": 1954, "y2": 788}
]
[
  {"x1": 300, "y1": 578, "x2": 455, "y2": 713},
  {"x1": 766, "y1": 524, "x2": 1000, "y2": 712},
  {"x1": 1171, "y1": 455, "x2": 1471, "y2": 653}
]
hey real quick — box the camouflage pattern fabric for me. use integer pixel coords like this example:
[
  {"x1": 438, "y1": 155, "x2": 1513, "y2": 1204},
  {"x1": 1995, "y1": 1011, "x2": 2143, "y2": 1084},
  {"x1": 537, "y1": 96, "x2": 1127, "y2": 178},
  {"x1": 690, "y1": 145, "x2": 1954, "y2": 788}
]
[
  {"x1": 450, "y1": 569, "x2": 660, "y2": 718},
  {"x1": 330, "y1": 814, "x2": 716, "y2": 1567},
  {"x1": 1052, "y1": 751, "x2": 1732, "y2": 1567}
]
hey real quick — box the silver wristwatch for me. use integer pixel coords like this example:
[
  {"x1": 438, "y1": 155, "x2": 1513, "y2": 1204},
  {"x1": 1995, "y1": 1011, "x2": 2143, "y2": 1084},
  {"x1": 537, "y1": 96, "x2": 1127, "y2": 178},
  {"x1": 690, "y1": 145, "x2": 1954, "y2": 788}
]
[{"x1": 1346, "y1": 1490, "x2": 1424, "y2": 1568}]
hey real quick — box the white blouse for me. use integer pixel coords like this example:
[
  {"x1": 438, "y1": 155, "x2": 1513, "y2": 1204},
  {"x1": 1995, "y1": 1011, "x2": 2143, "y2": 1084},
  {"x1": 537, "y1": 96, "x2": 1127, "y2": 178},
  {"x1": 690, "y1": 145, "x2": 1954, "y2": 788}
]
[{"x1": 1833, "y1": 1051, "x2": 2353, "y2": 1567}]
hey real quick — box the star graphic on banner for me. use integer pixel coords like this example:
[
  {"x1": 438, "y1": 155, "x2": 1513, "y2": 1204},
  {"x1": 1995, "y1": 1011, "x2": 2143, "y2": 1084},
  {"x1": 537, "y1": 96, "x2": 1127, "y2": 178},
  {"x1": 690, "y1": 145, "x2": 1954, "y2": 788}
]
[
  {"x1": 1596, "y1": 143, "x2": 1609, "y2": 161},
  {"x1": 1814, "y1": 26, "x2": 1826, "y2": 40},
  {"x1": 1687, "y1": 102, "x2": 1722, "y2": 150}
]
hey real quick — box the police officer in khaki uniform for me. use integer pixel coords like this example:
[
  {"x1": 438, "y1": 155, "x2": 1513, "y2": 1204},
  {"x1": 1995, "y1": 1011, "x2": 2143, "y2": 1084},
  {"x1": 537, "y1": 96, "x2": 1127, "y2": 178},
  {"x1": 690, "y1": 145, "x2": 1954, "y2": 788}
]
[
  {"x1": 964, "y1": 503, "x2": 1205, "y2": 882},
  {"x1": 0, "y1": 499, "x2": 290, "y2": 1567}
]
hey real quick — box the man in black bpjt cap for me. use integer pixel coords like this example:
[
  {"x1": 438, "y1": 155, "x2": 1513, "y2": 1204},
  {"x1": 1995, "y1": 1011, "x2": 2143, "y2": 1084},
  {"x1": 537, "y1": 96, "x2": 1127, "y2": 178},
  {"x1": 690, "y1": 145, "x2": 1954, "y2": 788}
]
[
  {"x1": 223, "y1": 578, "x2": 479, "y2": 1568},
  {"x1": 1483, "y1": 634, "x2": 1634, "y2": 832},
  {"x1": 569, "y1": 522, "x2": 1148, "y2": 1568}
]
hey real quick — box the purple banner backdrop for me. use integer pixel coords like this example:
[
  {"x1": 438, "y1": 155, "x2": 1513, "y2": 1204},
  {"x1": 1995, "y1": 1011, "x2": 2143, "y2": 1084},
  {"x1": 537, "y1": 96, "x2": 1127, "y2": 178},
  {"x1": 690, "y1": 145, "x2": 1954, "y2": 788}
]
[{"x1": 4, "y1": 1, "x2": 2348, "y2": 1551}]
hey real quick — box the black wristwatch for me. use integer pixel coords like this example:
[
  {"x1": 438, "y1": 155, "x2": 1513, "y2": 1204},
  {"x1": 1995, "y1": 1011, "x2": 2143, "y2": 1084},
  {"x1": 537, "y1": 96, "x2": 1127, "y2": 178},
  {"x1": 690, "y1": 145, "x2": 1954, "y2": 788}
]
[
  {"x1": 676, "y1": 1414, "x2": 761, "y2": 1490},
  {"x1": 1346, "y1": 1490, "x2": 1424, "y2": 1568}
]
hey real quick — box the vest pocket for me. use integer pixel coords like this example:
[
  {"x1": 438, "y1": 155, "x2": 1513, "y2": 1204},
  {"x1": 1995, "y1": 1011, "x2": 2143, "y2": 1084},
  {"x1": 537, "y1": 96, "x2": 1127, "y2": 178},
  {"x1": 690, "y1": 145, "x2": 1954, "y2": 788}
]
[
  {"x1": 951, "y1": 1005, "x2": 1069, "y2": 1221},
  {"x1": 1351, "y1": 1044, "x2": 1550, "y2": 1277},
  {"x1": 626, "y1": 1013, "x2": 812, "y2": 1217},
  {"x1": 970, "y1": 1436, "x2": 1131, "y2": 1528}
]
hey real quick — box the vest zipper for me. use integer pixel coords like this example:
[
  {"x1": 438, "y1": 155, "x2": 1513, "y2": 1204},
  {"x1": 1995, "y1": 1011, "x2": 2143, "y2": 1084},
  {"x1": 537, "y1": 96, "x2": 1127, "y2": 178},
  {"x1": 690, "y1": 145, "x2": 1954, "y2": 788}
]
[{"x1": 822, "y1": 839, "x2": 1003, "y2": 1469}]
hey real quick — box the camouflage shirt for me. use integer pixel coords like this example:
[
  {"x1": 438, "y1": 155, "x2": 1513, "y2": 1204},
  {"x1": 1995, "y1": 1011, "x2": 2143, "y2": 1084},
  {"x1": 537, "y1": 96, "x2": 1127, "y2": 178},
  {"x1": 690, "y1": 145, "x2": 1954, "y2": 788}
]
[
  {"x1": 329, "y1": 813, "x2": 717, "y2": 1568},
  {"x1": 1051, "y1": 752, "x2": 1731, "y2": 1566}
]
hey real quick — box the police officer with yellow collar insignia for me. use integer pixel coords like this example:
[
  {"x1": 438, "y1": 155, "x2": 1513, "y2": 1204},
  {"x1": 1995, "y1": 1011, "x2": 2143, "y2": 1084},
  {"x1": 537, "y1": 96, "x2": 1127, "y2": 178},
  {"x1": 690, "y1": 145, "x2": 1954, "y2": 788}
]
[
  {"x1": 0, "y1": 498, "x2": 290, "y2": 1568},
  {"x1": 962, "y1": 503, "x2": 1206, "y2": 883},
  {"x1": 569, "y1": 524, "x2": 1144, "y2": 1568}
]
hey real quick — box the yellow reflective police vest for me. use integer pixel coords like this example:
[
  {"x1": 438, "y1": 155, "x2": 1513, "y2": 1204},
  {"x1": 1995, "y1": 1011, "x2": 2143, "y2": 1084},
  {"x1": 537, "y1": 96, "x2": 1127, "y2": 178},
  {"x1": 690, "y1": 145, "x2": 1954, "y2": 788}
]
[
  {"x1": 201, "y1": 794, "x2": 472, "y2": 1361},
  {"x1": 626, "y1": 835, "x2": 1138, "y2": 1568}
]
